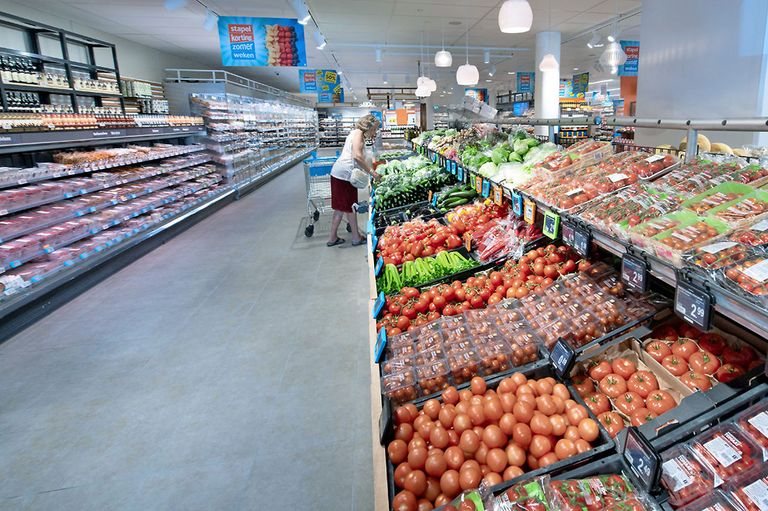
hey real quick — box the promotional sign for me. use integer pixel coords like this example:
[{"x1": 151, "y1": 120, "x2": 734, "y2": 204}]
[
  {"x1": 464, "y1": 88, "x2": 489, "y2": 104},
  {"x1": 218, "y1": 17, "x2": 307, "y2": 67},
  {"x1": 516, "y1": 72, "x2": 534, "y2": 93},
  {"x1": 309, "y1": 69, "x2": 344, "y2": 103},
  {"x1": 572, "y1": 72, "x2": 590, "y2": 98},
  {"x1": 299, "y1": 70, "x2": 317, "y2": 92},
  {"x1": 619, "y1": 40, "x2": 640, "y2": 76},
  {"x1": 559, "y1": 79, "x2": 573, "y2": 98}
]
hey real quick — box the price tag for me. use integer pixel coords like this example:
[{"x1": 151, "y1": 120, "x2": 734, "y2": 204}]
[
  {"x1": 464, "y1": 232, "x2": 472, "y2": 252},
  {"x1": 457, "y1": 166, "x2": 464, "y2": 181},
  {"x1": 375, "y1": 256, "x2": 384, "y2": 277},
  {"x1": 492, "y1": 185, "x2": 503, "y2": 206},
  {"x1": 623, "y1": 426, "x2": 662, "y2": 492},
  {"x1": 622, "y1": 253, "x2": 648, "y2": 293},
  {"x1": 428, "y1": 190, "x2": 434, "y2": 203},
  {"x1": 374, "y1": 327, "x2": 388, "y2": 363},
  {"x1": 444, "y1": 158, "x2": 450, "y2": 172},
  {"x1": 572, "y1": 226, "x2": 591, "y2": 258},
  {"x1": 542, "y1": 211, "x2": 560, "y2": 239},
  {"x1": 561, "y1": 221, "x2": 575, "y2": 247},
  {"x1": 475, "y1": 175, "x2": 483, "y2": 194},
  {"x1": 482, "y1": 179, "x2": 490, "y2": 198},
  {"x1": 523, "y1": 199, "x2": 536, "y2": 224},
  {"x1": 371, "y1": 233, "x2": 378, "y2": 253},
  {"x1": 512, "y1": 191, "x2": 523, "y2": 217},
  {"x1": 432, "y1": 192, "x2": 439, "y2": 207},
  {"x1": 372, "y1": 291, "x2": 386, "y2": 319},
  {"x1": 549, "y1": 338, "x2": 575, "y2": 378},
  {"x1": 675, "y1": 281, "x2": 712, "y2": 331}
]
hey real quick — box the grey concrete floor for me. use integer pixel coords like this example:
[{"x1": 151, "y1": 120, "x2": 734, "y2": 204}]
[{"x1": 0, "y1": 156, "x2": 374, "y2": 511}]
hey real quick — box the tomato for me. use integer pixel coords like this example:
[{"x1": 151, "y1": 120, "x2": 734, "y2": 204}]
[
  {"x1": 588, "y1": 361, "x2": 612, "y2": 381},
  {"x1": 671, "y1": 339, "x2": 698, "y2": 360},
  {"x1": 611, "y1": 358, "x2": 637, "y2": 380},
  {"x1": 644, "y1": 341, "x2": 672, "y2": 363},
  {"x1": 716, "y1": 363, "x2": 746, "y2": 382},
  {"x1": 680, "y1": 372, "x2": 713, "y2": 392},
  {"x1": 646, "y1": 389, "x2": 676, "y2": 415},
  {"x1": 598, "y1": 374, "x2": 627, "y2": 398},
  {"x1": 698, "y1": 333, "x2": 726, "y2": 356},
  {"x1": 662, "y1": 355, "x2": 689, "y2": 376},
  {"x1": 573, "y1": 375, "x2": 594, "y2": 397},
  {"x1": 577, "y1": 418, "x2": 599, "y2": 442},
  {"x1": 614, "y1": 391, "x2": 643, "y2": 416},
  {"x1": 584, "y1": 392, "x2": 611, "y2": 416},
  {"x1": 630, "y1": 407, "x2": 657, "y2": 426},
  {"x1": 597, "y1": 411, "x2": 625, "y2": 438},
  {"x1": 722, "y1": 344, "x2": 758, "y2": 367},
  {"x1": 626, "y1": 371, "x2": 659, "y2": 398},
  {"x1": 689, "y1": 350, "x2": 721, "y2": 375},
  {"x1": 529, "y1": 435, "x2": 552, "y2": 458},
  {"x1": 679, "y1": 324, "x2": 702, "y2": 340},
  {"x1": 396, "y1": 315, "x2": 411, "y2": 331},
  {"x1": 566, "y1": 405, "x2": 589, "y2": 426},
  {"x1": 652, "y1": 325, "x2": 678, "y2": 342}
]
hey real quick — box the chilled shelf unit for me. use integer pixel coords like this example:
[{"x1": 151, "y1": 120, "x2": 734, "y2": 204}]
[{"x1": 190, "y1": 92, "x2": 318, "y2": 188}]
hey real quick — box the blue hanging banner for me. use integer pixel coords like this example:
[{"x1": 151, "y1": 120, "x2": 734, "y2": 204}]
[{"x1": 218, "y1": 17, "x2": 307, "y2": 67}]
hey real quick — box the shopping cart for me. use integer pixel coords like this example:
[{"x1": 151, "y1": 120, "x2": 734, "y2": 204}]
[{"x1": 302, "y1": 153, "x2": 352, "y2": 237}]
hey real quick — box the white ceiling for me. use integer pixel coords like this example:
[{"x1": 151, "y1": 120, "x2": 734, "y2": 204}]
[{"x1": 16, "y1": 0, "x2": 642, "y2": 105}]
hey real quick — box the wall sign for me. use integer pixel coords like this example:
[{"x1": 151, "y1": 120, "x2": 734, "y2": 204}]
[{"x1": 218, "y1": 17, "x2": 307, "y2": 67}]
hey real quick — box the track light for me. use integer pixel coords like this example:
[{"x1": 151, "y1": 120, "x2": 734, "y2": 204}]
[
  {"x1": 488, "y1": 65, "x2": 496, "y2": 77},
  {"x1": 292, "y1": 0, "x2": 312, "y2": 25},
  {"x1": 483, "y1": 49, "x2": 490, "y2": 64},
  {"x1": 314, "y1": 31, "x2": 326, "y2": 50},
  {"x1": 383, "y1": 74, "x2": 388, "y2": 84},
  {"x1": 587, "y1": 32, "x2": 603, "y2": 49}
]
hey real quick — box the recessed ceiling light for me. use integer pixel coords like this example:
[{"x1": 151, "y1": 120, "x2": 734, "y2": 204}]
[
  {"x1": 449, "y1": 20, "x2": 462, "y2": 25},
  {"x1": 485, "y1": 79, "x2": 492, "y2": 82},
  {"x1": 573, "y1": 67, "x2": 579, "y2": 71}
]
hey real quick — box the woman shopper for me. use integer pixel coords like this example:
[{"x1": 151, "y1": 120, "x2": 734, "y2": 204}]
[{"x1": 327, "y1": 114, "x2": 381, "y2": 247}]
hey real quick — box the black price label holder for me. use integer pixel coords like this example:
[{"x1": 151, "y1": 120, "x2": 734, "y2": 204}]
[
  {"x1": 622, "y1": 252, "x2": 649, "y2": 293},
  {"x1": 561, "y1": 220, "x2": 575, "y2": 247},
  {"x1": 372, "y1": 291, "x2": 386, "y2": 319},
  {"x1": 572, "y1": 224, "x2": 591, "y2": 259},
  {"x1": 550, "y1": 338, "x2": 576, "y2": 378},
  {"x1": 674, "y1": 277, "x2": 713, "y2": 331},
  {"x1": 374, "y1": 327, "x2": 387, "y2": 363},
  {"x1": 622, "y1": 426, "x2": 662, "y2": 493}
]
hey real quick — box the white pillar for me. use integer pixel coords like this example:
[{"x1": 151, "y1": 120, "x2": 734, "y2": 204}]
[{"x1": 534, "y1": 31, "x2": 561, "y2": 137}]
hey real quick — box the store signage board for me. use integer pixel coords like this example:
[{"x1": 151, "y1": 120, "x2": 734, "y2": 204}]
[
  {"x1": 550, "y1": 338, "x2": 576, "y2": 378},
  {"x1": 542, "y1": 211, "x2": 560, "y2": 239},
  {"x1": 516, "y1": 72, "x2": 534, "y2": 93},
  {"x1": 482, "y1": 179, "x2": 490, "y2": 198},
  {"x1": 375, "y1": 256, "x2": 384, "y2": 277},
  {"x1": 622, "y1": 426, "x2": 661, "y2": 492},
  {"x1": 218, "y1": 17, "x2": 307, "y2": 67},
  {"x1": 619, "y1": 41, "x2": 640, "y2": 76},
  {"x1": 374, "y1": 327, "x2": 388, "y2": 363},
  {"x1": 523, "y1": 199, "x2": 536, "y2": 224},
  {"x1": 512, "y1": 191, "x2": 523, "y2": 217},
  {"x1": 622, "y1": 253, "x2": 648, "y2": 293},
  {"x1": 675, "y1": 281, "x2": 712, "y2": 331},
  {"x1": 372, "y1": 291, "x2": 386, "y2": 319}
]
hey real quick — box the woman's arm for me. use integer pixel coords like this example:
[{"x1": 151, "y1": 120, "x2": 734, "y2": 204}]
[{"x1": 351, "y1": 130, "x2": 380, "y2": 179}]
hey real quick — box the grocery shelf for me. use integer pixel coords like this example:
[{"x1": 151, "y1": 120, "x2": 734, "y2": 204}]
[{"x1": 0, "y1": 125, "x2": 205, "y2": 154}]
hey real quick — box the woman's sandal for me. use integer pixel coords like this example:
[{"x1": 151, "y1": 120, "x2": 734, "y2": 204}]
[
  {"x1": 326, "y1": 238, "x2": 345, "y2": 247},
  {"x1": 351, "y1": 238, "x2": 366, "y2": 246}
]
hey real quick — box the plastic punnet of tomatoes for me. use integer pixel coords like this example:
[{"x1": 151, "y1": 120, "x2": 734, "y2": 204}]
[
  {"x1": 489, "y1": 477, "x2": 550, "y2": 510},
  {"x1": 382, "y1": 369, "x2": 419, "y2": 404},
  {"x1": 382, "y1": 355, "x2": 416, "y2": 376},
  {"x1": 711, "y1": 195, "x2": 768, "y2": 226},
  {"x1": 725, "y1": 470, "x2": 768, "y2": 511},
  {"x1": 722, "y1": 255, "x2": 768, "y2": 306},
  {"x1": 735, "y1": 400, "x2": 768, "y2": 462},
  {"x1": 688, "y1": 424, "x2": 761, "y2": 487},
  {"x1": 728, "y1": 218, "x2": 768, "y2": 250},
  {"x1": 660, "y1": 445, "x2": 717, "y2": 508},
  {"x1": 474, "y1": 338, "x2": 515, "y2": 376},
  {"x1": 504, "y1": 330, "x2": 541, "y2": 367},
  {"x1": 414, "y1": 347, "x2": 446, "y2": 366},
  {"x1": 677, "y1": 491, "x2": 738, "y2": 511},
  {"x1": 546, "y1": 474, "x2": 654, "y2": 511},
  {"x1": 415, "y1": 331, "x2": 445, "y2": 353},
  {"x1": 447, "y1": 350, "x2": 482, "y2": 384},
  {"x1": 654, "y1": 220, "x2": 730, "y2": 267},
  {"x1": 683, "y1": 241, "x2": 750, "y2": 272},
  {"x1": 416, "y1": 360, "x2": 451, "y2": 397}
]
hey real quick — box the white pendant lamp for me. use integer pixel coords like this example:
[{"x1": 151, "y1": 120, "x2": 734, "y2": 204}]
[
  {"x1": 600, "y1": 41, "x2": 627, "y2": 68},
  {"x1": 435, "y1": 50, "x2": 452, "y2": 68},
  {"x1": 539, "y1": 53, "x2": 559, "y2": 72},
  {"x1": 426, "y1": 78, "x2": 437, "y2": 92},
  {"x1": 498, "y1": 0, "x2": 533, "y2": 34},
  {"x1": 415, "y1": 86, "x2": 430, "y2": 98},
  {"x1": 417, "y1": 76, "x2": 429, "y2": 87},
  {"x1": 456, "y1": 29, "x2": 478, "y2": 86}
]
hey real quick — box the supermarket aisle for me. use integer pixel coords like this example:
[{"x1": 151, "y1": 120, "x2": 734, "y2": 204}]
[{"x1": 0, "y1": 154, "x2": 374, "y2": 511}]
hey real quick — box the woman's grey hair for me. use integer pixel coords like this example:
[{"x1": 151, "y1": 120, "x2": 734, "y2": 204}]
[{"x1": 356, "y1": 114, "x2": 380, "y2": 134}]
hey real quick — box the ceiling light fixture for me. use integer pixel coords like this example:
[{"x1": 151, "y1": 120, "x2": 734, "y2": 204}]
[
  {"x1": 456, "y1": 29, "x2": 478, "y2": 86},
  {"x1": 498, "y1": 0, "x2": 533, "y2": 33},
  {"x1": 488, "y1": 65, "x2": 496, "y2": 77},
  {"x1": 292, "y1": 0, "x2": 312, "y2": 25},
  {"x1": 600, "y1": 41, "x2": 627, "y2": 68},
  {"x1": 586, "y1": 31, "x2": 603, "y2": 49},
  {"x1": 313, "y1": 31, "x2": 327, "y2": 50},
  {"x1": 435, "y1": 22, "x2": 452, "y2": 67},
  {"x1": 539, "y1": 53, "x2": 558, "y2": 72},
  {"x1": 507, "y1": 71, "x2": 515, "y2": 75},
  {"x1": 573, "y1": 67, "x2": 579, "y2": 71},
  {"x1": 383, "y1": 74, "x2": 388, "y2": 84}
]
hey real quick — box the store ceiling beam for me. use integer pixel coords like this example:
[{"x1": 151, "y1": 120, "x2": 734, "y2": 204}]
[{"x1": 560, "y1": 7, "x2": 643, "y2": 45}]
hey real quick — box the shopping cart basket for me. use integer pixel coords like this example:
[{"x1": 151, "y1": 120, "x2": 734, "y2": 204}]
[{"x1": 302, "y1": 154, "x2": 352, "y2": 237}]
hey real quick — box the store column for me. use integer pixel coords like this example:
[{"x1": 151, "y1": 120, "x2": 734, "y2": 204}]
[
  {"x1": 534, "y1": 31, "x2": 561, "y2": 137},
  {"x1": 636, "y1": 0, "x2": 768, "y2": 147}
]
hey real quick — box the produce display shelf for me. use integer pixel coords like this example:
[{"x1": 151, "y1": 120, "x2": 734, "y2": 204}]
[
  {"x1": 0, "y1": 167, "x2": 218, "y2": 273},
  {"x1": 0, "y1": 158, "x2": 212, "y2": 244},
  {"x1": 416, "y1": 141, "x2": 768, "y2": 341},
  {"x1": 0, "y1": 145, "x2": 205, "y2": 190},
  {"x1": 0, "y1": 125, "x2": 205, "y2": 155}
]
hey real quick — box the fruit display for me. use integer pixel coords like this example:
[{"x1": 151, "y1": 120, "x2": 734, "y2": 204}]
[
  {"x1": 547, "y1": 474, "x2": 655, "y2": 511},
  {"x1": 474, "y1": 216, "x2": 541, "y2": 263},
  {"x1": 728, "y1": 219, "x2": 768, "y2": 249},
  {"x1": 683, "y1": 241, "x2": 750, "y2": 272},
  {"x1": 386, "y1": 373, "x2": 606, "y2": 509},
  {"x1": 377, "y1": 252, "x2": 478, "y2": 295},
  {"x1": 727, "y1": 471, "x2": 768, "y2": 511},
  {"x1": 531, "y1": 139, "x2": 611, "y2": 176},
  {"x1": 377, "y1": 220, "x2": 465, "y2": 265},
  {"x1": 374, "y1": 156, "x2": 456, "y2": 210},
  {"x1": 265, "y1": 24, "x2": 299, "y2": 66}
]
